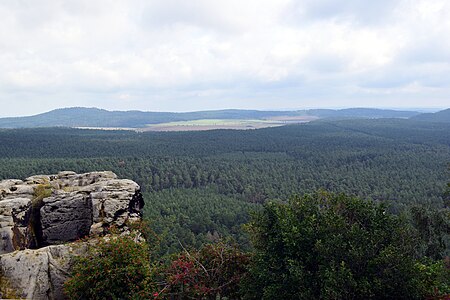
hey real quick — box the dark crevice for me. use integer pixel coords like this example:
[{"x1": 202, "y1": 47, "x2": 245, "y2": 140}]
[
  {"x1": 129, "y1": 190, "x2": 144, "y2": 217},
  {"x1": 29, "y1": 197, "x2": 47, "y2": 249}
]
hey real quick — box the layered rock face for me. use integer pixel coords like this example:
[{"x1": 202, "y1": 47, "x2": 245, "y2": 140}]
[{"x1": 0, "y1": 171, "x2": 144, "y2": 299}]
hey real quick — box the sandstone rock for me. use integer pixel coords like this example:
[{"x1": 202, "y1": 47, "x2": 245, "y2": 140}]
[
  {"x1": 0, "y1": 198, "x2": 33, "y2": 254},
  {"x1": 25, "y1": 175, "x2": 52, "y2": 185},
  {"x1": 56, "y1": 171, "x2": 117, "y2": 188},
  {"x1": 0, "y1": 243, "x2": 88, "y2": 300},
  {"x1": 0, "y1": 179, "x2": 34, "y2": 201},
  {"x1": 0, "y1": 171, "x2": 144, "y2": 250},
  {"x1": 0, "y1": 179, "x2": 24, "y2": 192},
  {"x1": 89, "y1": 179, "x2": 143, "y2": 235},
  {"x1": 40, "y1": 193, "x2": 93, "y2": 245},
  {"x1": 0, "y1": 171, "x2": 144, "y2": 299},
  {"x1": 6, "y1": 184, "x2": 35, "y2": 197}
]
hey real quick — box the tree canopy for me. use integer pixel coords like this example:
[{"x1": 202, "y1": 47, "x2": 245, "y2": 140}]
[{"x1": 243, "y1": 191, "x2": 435, "y2": 299}]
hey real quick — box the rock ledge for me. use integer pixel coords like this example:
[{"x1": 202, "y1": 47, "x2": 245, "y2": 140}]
[{"x1": 0, "y1": 171, "x2": 144, "y2": 299}]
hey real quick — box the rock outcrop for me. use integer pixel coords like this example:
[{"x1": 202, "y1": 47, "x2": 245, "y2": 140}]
[
  {"x1": 0, "y1": 243, "x2": 88, "y2": 300},
  {"x1": 40, "y1": 192, "x2": 93, "y2": 245},
  {"x1": 0, "y1": 171, "x2": 144, "y2": 299}
]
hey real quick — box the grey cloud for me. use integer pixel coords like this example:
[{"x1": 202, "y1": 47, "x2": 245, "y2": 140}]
[
  {"x1": 304, "y1": 54, "x2": 349, "y2": 73},
  {"x1": 357, "y1": 65, "x2": 419, "y2": 89},
  {"x1": 400, "y1": 40, "x2": 450, "y2": 64},
  {"x1": 284, "y1": 0, "x2": 401, "y2": 25},
  {"x1": 357, "y1": 57, "x2": 450, "y2": 89},
  {"x1": 0, "y1": 0, "x2": 449, "y2": 117},
  {"x1": 359, "y1": 76, "x2": 414, "y2": 89},
  {"x1": 138, "y1": 0, "x2": 245, "y2": 33}
]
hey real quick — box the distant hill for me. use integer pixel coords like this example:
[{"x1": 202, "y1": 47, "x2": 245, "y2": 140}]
[
  {"x1": 410, "y1": 108, "x2": 450, "y2": 123},
  {"x1": 309, "y1": 108, "x2": 420, "y2": 119},
  {"x1": 0, "y1": 108, "x2": 302, "y2": 128},
  {"x1": 0, "y1": 107, "x2": 421, "y2": 129}
]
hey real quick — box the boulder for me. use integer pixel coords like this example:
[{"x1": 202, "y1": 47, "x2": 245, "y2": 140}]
[
  {"x1": 89, "y1": 179, "x2": 143, "y2": 235},
  {"x1": 40, "y1": 193, "x2": 93, "y2": 245},
  {"x1": 0, "y1": 243, "x2": 88, "y2": 300}
]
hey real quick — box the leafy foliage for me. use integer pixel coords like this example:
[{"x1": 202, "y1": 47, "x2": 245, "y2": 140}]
[
  {"x1": 157, "y1": 241, "x2": 250, "y2": 299},
  {"x1": 415, "y1": 259, "x2": 450, "y2": 298},
  {"x1": 410, "y1": 205, "x2": 450, "y2": 259},
  {"x1": 64, "y1": 233, "x2": 155, "y2": 300},
  {"x1": 32, "y1": 183, "x2": 52, "y2": 202},
  {"x1": 64, "y1": 236, "x2": 249, "y2": 299},
  {"x1": 243, "y1": 191, "x2": 428, "y2": 299}
]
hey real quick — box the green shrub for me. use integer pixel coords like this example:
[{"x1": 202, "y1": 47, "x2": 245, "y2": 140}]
[
  {"x1": 33, "y1": 183, "x2": 52, "y2": 203},
  {"x1": 242, "y1": 191, "x2": 426, "y2": 299},
  {"x1": 416, "y1": 259, "x2": 450, "y2": 298},
  {"x1": 158, "y1": 241, "x2": 250, "y2": 299},
  {"x1": 64, "y1": 233, "x2": 157, "y2": 300}
]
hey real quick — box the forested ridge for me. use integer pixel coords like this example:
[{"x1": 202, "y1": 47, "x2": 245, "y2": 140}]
[{"x1": 412, "y1": 108, "x2": 450, "y2": 123}]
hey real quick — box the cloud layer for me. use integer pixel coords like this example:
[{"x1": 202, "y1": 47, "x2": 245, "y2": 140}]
[{"x1": 0, "y1": 0, "x2": 449, "y2": 116}]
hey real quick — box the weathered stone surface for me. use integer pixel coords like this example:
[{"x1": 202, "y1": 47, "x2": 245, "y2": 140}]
[
  {"x1": 0, "y1": 198, "x2": 33, "y2": 254},
  {"x1": 25, "y1": 175, "x2": 52, "y2": 185},
  {"x1": 0, "y1": 179, "x2": 24, "y2": 192},
  {"x1": 0, "y1": 171, "x2": 144, "y2": 299},
  {"x1": 0, "y1": 179, "x2": 35, "y2": 201},
  {"x1": 0, "y1": 243, "x2": 88, "y2": 300},
  {"x1": 56, "y1": 171, "x2": 117, "y2": 188},
  {"x1": 41, "y1": 193, "x2": 93, "y2": 245},
  {"x1": 0, "y1": 171, "x2": 144, "y2": 250},
  {"x1": 89, "y1": 179, "x2": 143, "y2": 235}
]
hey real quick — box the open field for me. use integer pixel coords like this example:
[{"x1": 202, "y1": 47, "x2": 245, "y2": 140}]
[
  {"x1": 142, "y1": 117, "x2": 315, "y2": 131},
  {"x1": 266, "y1": 115, "x2": 319, "y2": 122},
  {"x1": 75, "y1": 127, "x2": 137, "y2": 131},
  {"x1": 70, "y1": 117, "x2": 317, "y2": 132}
]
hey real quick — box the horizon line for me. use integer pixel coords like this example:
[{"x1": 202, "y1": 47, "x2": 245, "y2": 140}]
[{"x1": 1, "y1": 106, "x2": 447, "y2": 119}]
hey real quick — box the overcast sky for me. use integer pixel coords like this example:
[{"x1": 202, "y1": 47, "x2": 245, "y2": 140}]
[{"x1": 0, "y1": 0, "x2": 449, "y2": 116}]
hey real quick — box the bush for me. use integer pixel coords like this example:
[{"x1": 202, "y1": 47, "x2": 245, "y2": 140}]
[
  {"x1": 416, "y1": 259, "x2": 450, "y2": 298},
  {"x1": 242, "y1": 191, "x2": 426, "y2": 299},
  {"x1": 33, "y1": 183, "x2": 52, "y2": 202},
  {"x1": 63, "y1": 228, "x2": 249, "y2": 299},
  {"x1": 158, "y1": 241, "x2": 250, "y2": 299},
  {"x1": 64, "y1": 233, "x2": 156, "y2": 300}
]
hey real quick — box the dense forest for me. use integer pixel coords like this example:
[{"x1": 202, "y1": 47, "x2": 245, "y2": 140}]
[{"x1": 0, "y1": 118, "x2": 448, "y2": 255}]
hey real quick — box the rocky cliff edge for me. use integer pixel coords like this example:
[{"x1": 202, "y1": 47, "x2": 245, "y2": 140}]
[{"x1": 0, "y1": 171, "x2": 144, "y2": 299}]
